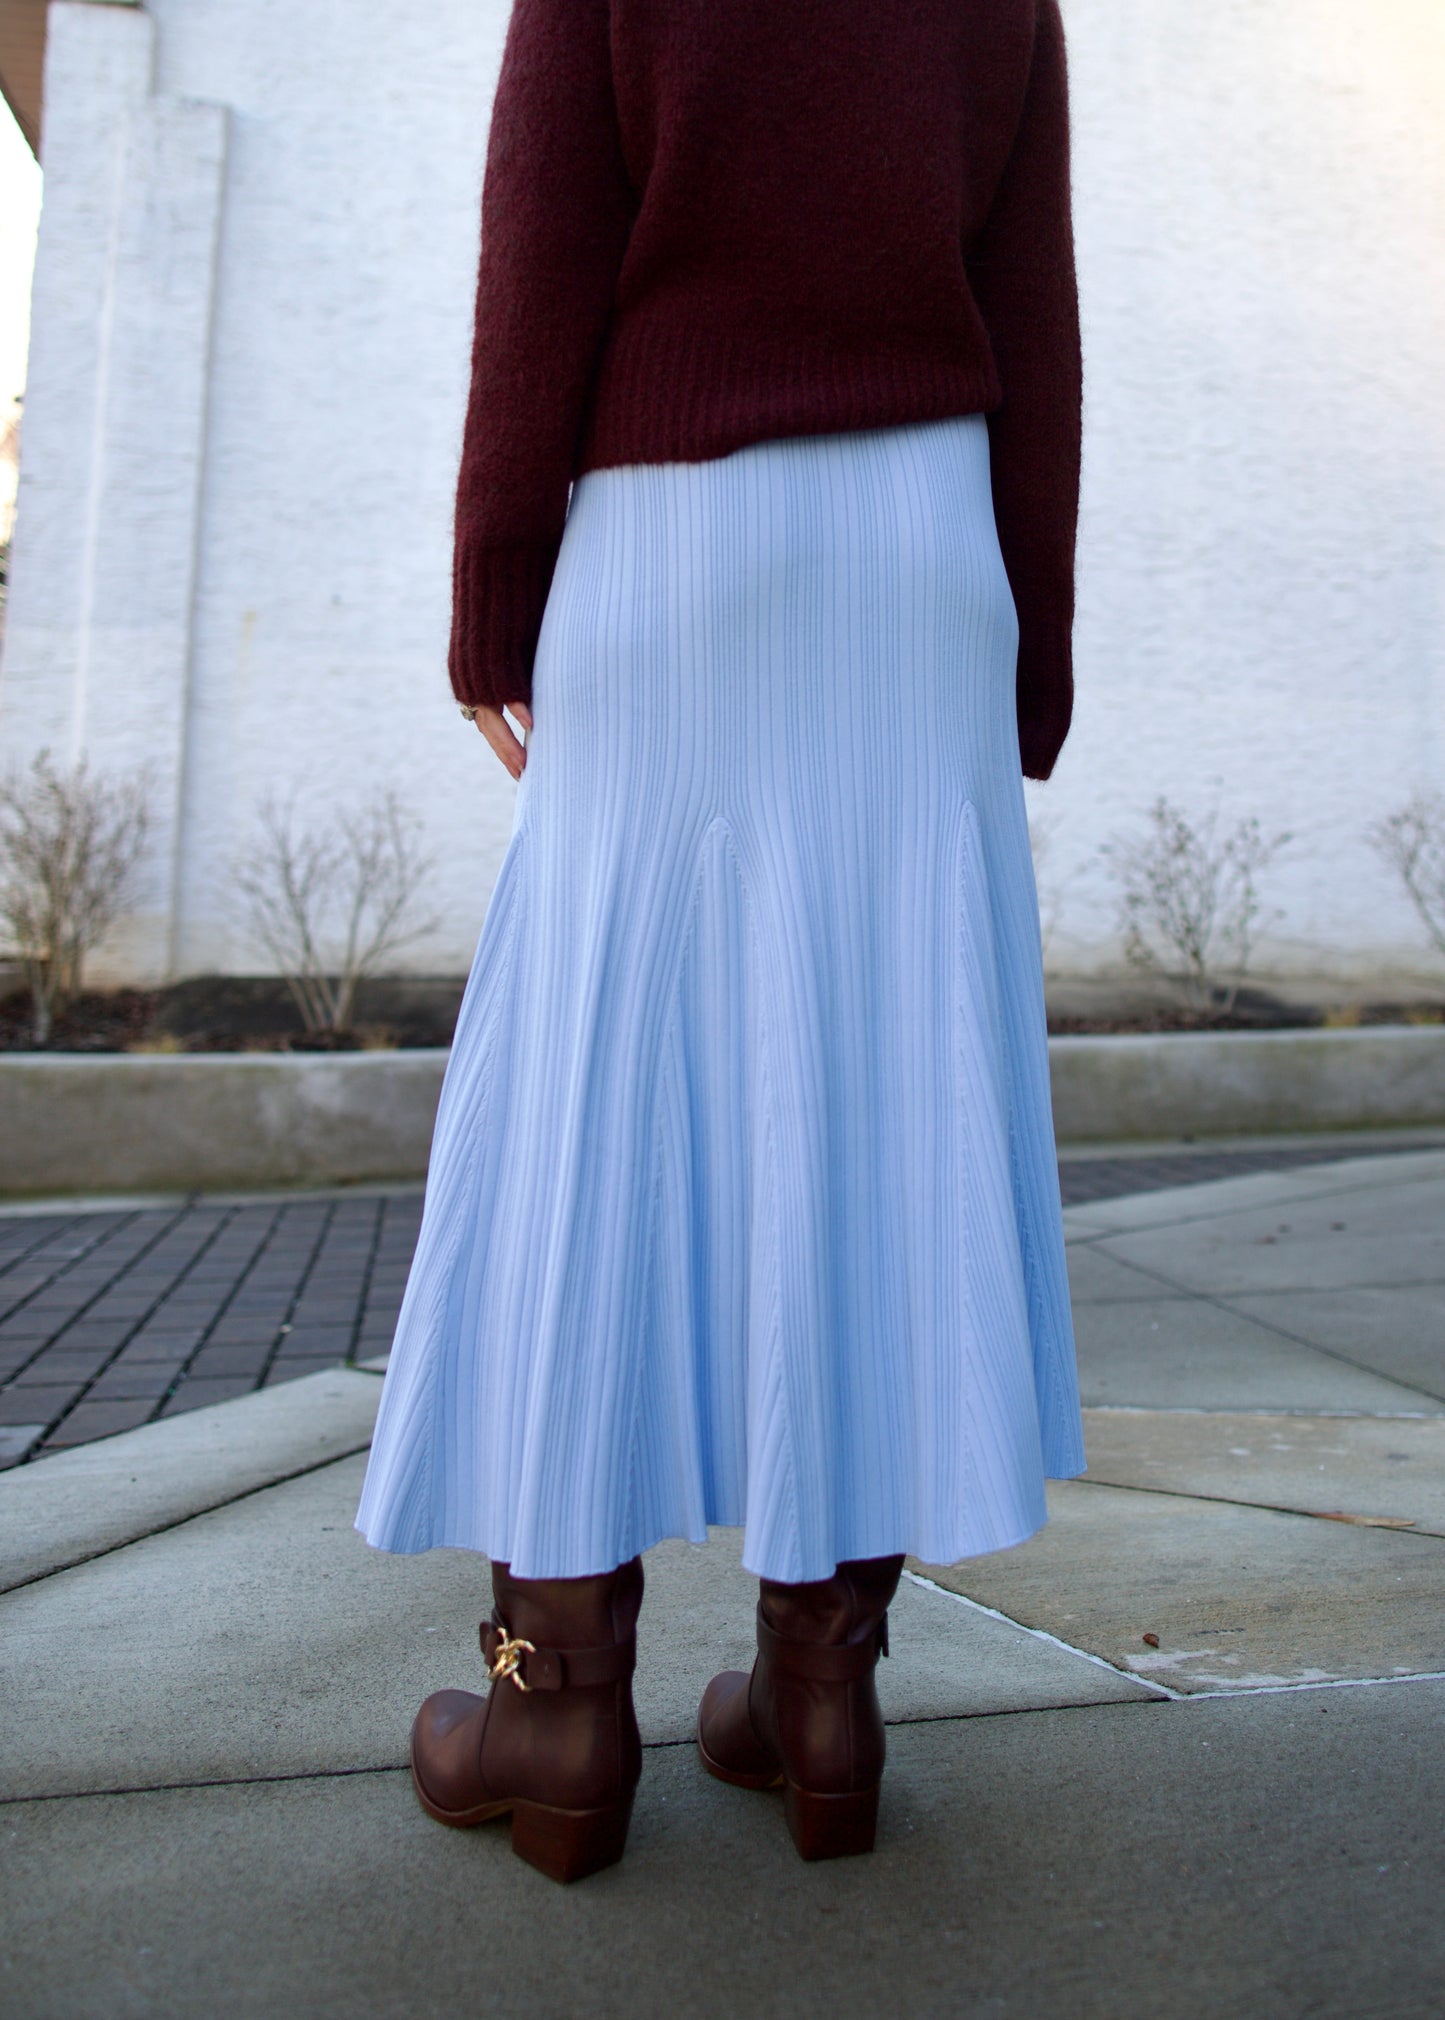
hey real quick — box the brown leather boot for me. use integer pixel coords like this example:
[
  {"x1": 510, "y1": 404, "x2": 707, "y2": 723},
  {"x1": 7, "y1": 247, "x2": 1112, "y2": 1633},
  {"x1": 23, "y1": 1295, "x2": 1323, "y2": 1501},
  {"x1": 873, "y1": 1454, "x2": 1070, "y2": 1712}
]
[
  {"x1": 410, "y1": 1555, "x2": 643, "y2": 1883},
  {"x1": 696, "y1": 1553, "x2": 905, "y2": 1860}
]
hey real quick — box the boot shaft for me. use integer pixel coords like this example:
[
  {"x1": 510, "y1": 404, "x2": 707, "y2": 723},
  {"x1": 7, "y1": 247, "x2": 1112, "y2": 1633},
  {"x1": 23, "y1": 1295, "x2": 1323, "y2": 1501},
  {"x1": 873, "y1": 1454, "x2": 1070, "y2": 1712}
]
[
  {"x1": 487, "y1": 1555, "x2": 644, "y2": 1805},
  {"x1": 757, "y1": 1554, "x2": 905, "y2": 1646},
  {"x1": 491, "y1": 1554, "x2": 645, "y2": 1650},
  {"x1": 752, "y1": 1554, "x2": 904, "y2": 1794}
]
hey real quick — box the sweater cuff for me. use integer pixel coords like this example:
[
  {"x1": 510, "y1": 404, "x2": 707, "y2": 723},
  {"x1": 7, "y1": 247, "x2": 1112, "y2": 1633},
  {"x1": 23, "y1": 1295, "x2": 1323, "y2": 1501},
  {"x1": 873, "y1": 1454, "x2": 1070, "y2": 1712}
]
[
  {"x1": 1015, "y1": 617, "x2": 1074, "y2": 782},
  {"x1": 448, "y1": 536, "x2": 562, "y2": 712}
]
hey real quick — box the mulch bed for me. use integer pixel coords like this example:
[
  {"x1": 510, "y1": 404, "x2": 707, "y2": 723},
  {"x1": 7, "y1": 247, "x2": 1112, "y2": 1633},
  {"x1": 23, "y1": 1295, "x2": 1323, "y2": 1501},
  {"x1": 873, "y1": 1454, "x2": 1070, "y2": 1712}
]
[
  {"x1": 1049, "y1": 995, "x2": 1445, "y2": 1037},
  {"x1": 0, "y1": 976, "x2": 466, "y2": 1053},
  {"x1": 0, "y1": 976, "x2": 1440, "y2": 1053}
]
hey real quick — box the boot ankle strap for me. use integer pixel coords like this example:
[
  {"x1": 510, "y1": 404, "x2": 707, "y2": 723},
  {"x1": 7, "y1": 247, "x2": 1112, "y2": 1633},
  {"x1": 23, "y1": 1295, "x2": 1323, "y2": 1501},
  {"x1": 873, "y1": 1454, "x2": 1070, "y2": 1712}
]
[
  {"x1": 482, "y1": 1613, "x2": 636, "y2": 1693},
  {"x1": 756, "y1": 1605, "x2": 890, "y2": 1680}
]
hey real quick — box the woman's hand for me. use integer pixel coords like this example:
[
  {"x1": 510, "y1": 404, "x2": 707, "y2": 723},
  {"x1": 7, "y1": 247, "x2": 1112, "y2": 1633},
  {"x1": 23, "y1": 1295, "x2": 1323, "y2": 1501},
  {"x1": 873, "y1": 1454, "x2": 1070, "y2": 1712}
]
[{"x1": 472, "y1": 700, "x2": 534, "y2": 781}]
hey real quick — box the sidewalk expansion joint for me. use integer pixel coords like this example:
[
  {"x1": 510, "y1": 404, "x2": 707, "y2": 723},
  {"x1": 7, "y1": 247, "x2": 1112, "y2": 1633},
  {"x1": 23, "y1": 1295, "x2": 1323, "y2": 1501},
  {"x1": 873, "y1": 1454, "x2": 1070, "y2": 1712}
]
[
  {"x1": 0, "y1": 1761, "x2": 411, "y2": 1808},
  {"x1": 902, "y1": 1571, "x2": 1445, "y2": 1708},
  {"x1": 0, "y1": 1440, "x2": 375, "y2": 1599},
  {"x1": 1175, "y1": 1669, "x2": 1445, "y2": 1702},
  {"x1": 902, "y1": 1568, "x2": 1183, "y2": 1700},
  {"x1": 15, "y1": 1668, "x2": 1445, "y2": 1811},
  {"x1": 0, "y1": 1701, "x2": 1181, "y2": 1808},
  {"x1": 1066, "y1": 1470, "x2": 1445, "y2": 1538},
  {"x1": 1069, "y1": 1243, "x2": 1445, "y2": 1412}
]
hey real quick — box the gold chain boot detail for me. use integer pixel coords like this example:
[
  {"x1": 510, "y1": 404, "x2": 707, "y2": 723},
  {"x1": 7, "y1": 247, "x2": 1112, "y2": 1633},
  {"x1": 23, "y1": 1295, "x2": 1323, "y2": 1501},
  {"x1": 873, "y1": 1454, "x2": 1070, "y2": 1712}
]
[
  {"x1": 410, "y1": 1555, "x2": 644, "y2": 1883},
  {"x1": 695, "y1": 1553, "x2": 905, "y2": 1860}
]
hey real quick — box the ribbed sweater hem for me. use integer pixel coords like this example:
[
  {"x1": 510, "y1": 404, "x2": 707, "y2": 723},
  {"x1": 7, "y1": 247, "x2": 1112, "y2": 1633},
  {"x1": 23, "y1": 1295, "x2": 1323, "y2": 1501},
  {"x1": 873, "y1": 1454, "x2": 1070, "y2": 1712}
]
[{"x1": 576, "y1": 322, "x2": 1004, "y2": 473}]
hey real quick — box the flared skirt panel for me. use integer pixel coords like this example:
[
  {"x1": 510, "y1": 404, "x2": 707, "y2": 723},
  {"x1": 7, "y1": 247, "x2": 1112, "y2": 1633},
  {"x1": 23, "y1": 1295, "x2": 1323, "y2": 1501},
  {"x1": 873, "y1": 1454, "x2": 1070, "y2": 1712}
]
[{"x1": 355, "y1": 411, "x2": 1085, "y2": 1582}]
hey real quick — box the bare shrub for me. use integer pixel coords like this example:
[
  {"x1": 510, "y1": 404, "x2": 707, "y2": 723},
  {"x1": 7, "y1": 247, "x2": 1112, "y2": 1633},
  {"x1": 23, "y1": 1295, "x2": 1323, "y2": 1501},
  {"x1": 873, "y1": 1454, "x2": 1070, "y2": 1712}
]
[
  {"x1": 235, "y1": 788, "x2": 438, "y2": 1035},
  {"x1": 1366, "y1": 793, "x2": 1445, "y2": 967},
  {"x1": 1103, "y1": 796, "x2": 1291, "y2": 1014},
  {"x1": 0, "y1": 749, "x2": 152, "y2": 1044}
]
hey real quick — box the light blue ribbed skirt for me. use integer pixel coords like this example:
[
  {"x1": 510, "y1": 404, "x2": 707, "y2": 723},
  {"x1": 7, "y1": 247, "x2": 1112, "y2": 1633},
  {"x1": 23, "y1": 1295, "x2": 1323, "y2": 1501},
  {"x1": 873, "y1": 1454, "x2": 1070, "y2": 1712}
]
[{"x1": 356, "y1": 411, "x2": 1084, "y2": 1582}]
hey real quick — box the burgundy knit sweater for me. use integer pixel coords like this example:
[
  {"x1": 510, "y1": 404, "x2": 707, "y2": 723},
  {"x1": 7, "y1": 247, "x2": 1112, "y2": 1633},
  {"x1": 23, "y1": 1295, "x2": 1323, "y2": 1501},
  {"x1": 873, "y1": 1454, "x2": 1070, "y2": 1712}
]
[{"x1": 450, "y1": 0, "x2": 1083, "y2": 781}]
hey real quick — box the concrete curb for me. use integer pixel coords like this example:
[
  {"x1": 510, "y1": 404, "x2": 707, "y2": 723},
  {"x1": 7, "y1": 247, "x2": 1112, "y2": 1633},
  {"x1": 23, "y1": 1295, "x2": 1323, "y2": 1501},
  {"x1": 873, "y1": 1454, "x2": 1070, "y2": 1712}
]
[
  {"x1": 0, "y1": 1365, "x2": 384, "y2": 1594},
  {"x1": 0, "y1": 1048, "x2": 450, "y2": 1197},
  {"x1": 1048, "y1": 1026, "x2": 1445, "y2": 1142},
  {"x1": 1, "y1": 1027, "x2": 1443, "y2": 1196}
]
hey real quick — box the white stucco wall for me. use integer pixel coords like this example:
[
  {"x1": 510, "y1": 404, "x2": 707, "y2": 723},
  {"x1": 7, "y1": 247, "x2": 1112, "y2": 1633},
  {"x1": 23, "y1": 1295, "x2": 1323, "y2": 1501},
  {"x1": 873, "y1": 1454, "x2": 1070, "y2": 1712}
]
[
  {"x1": 1, "y1": 0, "x2": 1442, "y2": 988},
  {"x1": 1040, "y1": 0, "x2": 1445, "y2": 984},
  {"x1": 2, "y1": 0, "x2": 517, "y2": 981},
  {"x1": 1, "y1": 5, "x2": 228, "y2": 974}
]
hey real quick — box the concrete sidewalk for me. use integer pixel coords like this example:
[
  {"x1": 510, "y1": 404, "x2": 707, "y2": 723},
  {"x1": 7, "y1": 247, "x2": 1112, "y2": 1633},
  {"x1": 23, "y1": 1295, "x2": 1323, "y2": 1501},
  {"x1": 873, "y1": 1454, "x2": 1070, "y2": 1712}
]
[{"x1": 3, "y1": 1150, "x2": 1443, "y2": 2017}]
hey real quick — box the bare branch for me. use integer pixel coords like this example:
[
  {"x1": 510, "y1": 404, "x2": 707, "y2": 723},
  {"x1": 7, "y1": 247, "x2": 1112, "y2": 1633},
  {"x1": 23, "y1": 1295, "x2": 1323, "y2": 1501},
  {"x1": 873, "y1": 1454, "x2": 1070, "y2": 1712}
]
[
  {"x1": 1366, "y1": 793, "x2": 1445, "y2": 965},
  {"x1": 0, "y1": 750, "x2": 152, "y2": 1044},
  {"x1": 1101, "y1": 797, "x2": 1290, "y2": 1014},
  {"x1": 234, "y1": 787, "x2": 439, "y2": 1035}
]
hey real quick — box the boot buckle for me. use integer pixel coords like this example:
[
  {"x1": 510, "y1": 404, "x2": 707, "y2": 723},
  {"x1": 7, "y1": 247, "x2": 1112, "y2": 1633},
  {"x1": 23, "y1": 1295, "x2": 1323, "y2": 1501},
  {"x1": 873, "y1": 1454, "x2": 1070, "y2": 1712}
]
[{"x1": 486, "y1": 1625, "x2": 537, "y2": 1692}]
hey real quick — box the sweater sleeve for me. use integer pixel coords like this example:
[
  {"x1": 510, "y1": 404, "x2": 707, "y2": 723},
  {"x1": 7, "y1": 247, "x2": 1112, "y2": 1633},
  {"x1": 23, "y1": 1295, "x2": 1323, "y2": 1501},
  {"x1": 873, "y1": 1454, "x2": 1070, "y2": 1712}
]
[
  {"x1": 965, "y1": 0, "x2": 1083, "y2": 782},
  {"x1": 448, "y1": 0, "x2": 635, "y2": 713}
]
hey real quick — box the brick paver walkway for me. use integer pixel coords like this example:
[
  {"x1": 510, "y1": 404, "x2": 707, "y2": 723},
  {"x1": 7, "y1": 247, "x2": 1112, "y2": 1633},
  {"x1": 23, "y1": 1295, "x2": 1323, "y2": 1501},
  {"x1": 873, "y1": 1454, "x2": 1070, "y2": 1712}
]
[
  {"x1": 2, "y1": 1138, "x2": 1437, "y2": 1468},
  {"x1": 0, "y1": 1193, "x2": 423, "y2": 1468}
]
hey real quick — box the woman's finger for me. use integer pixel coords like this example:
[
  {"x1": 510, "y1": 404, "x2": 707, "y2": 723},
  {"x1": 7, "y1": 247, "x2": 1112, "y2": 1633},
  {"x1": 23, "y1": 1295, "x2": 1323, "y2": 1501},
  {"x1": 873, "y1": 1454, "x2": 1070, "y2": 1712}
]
[{"x1": 474, "y1": 703, "x2": 528, "y2": 780}]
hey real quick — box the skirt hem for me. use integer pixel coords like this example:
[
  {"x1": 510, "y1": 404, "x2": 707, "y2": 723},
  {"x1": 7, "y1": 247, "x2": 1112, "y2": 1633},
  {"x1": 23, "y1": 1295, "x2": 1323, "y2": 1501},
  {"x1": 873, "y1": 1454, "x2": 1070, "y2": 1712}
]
[{"x1": 353, "y1": 1456, "x2": 1085, "y2": 1584}]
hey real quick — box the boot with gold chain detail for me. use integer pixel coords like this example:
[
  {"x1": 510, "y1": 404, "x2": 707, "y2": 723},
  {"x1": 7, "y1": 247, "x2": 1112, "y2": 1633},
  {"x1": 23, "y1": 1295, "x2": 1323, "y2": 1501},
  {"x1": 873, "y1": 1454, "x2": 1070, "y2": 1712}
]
[{"x1": 409, "y1": 1555, "x2": 644, "y2": 1883}]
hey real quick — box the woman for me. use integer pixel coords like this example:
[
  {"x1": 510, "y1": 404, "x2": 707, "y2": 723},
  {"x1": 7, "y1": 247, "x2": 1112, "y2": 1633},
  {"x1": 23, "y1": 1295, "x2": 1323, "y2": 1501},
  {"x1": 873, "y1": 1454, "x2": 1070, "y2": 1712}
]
[{"x1": 357, "y1": 0, "x2": 1085, "y2": 1882}]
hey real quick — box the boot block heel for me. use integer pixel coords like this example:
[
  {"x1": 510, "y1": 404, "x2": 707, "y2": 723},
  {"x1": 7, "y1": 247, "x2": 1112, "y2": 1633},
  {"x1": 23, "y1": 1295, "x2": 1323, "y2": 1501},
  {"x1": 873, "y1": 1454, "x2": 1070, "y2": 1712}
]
[
  {"x1": 783, "y1": 1780, "x2": 879, "y2": 1861},
  {"x1": 509, "y1": 1792, "x2": 635, "y2": 1884}
]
